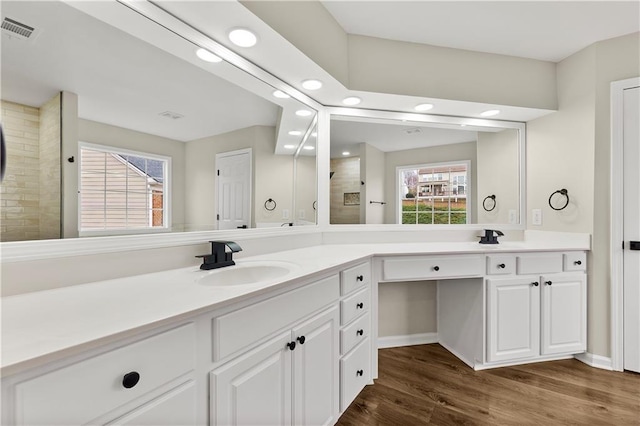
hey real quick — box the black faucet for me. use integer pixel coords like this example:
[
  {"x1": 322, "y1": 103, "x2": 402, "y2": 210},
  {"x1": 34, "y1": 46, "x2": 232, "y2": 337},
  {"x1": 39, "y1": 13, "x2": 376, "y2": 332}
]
[
  {"x1": 479, "y1": 229, "x2": 504, "y2": 244},
  {"x1": 196, "y1": 241, "x2": 242, "y2": 270}
]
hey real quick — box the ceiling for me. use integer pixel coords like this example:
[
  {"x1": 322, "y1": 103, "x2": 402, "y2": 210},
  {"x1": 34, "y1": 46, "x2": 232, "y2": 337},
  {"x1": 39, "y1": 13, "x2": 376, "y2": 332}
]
[{"x1": 321, "y1": 1, "x2": 640, "y2": 62}]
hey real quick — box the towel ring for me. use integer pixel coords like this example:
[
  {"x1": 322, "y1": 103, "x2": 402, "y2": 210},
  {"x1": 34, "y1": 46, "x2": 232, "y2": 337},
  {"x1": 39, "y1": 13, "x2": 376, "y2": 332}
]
[
  {"x1": 548, "y1": 189, "x2": 569, "y2": 211},
  {"x1": 264, "y1": 198, "x2": 277, "y2": 211},
  {"x1": 483, "y1": 195, "x2": 496, "y2": 212},
  {"x1": 313, "y1": 201, "x2": 317, "y2": 211}
]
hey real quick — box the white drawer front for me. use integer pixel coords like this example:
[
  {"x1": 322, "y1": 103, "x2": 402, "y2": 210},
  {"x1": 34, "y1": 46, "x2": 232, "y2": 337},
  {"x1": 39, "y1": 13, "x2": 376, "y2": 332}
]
[
  {"x1": 563, "y1": 252, "x2": 586, "y2": 272},
  {"x1": 341, "y1": 313, "x2": 370, "y2": 355},
  {"x1": 486, "y1": 255, "x2": 516, "y2": 275},
  {"x1": 340, "y1": 338, "x2": 371, "y2": 412},
  {"x1": 15, "y1": 323, "x2": 195, "y2": 426},
  {"x1": 382, "y1": 255, "x2": 484, "y2": 281},
  {"x1": 341, "y1": 262, "x2": 371, "y2": 296},
  {"x1": 341, "y1": 287, "x2": 369, "y2": 326},
  {"x1": 214, "y1": 274, "x2": 340, "y2": 361},
  {"x1": 516, "y1": 253, "x2": 563, "y2": 275}
]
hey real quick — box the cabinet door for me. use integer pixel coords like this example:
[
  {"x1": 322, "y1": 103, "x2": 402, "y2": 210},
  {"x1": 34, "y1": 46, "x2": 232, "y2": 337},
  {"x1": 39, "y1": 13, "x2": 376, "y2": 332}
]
[
  {"x1": 210, "y1": 332, "x2": 292, "y2": 426},
  {"x1": 541, "y1": 274, "x2": 587, "y2": 355},
  {"x1": 106, "y1": 381, "x2": 197, "y2": 425},
  {"x1": 292, "y1": 307, "x2": 339, "y2": 426},
  {"x1": 487, "y1": 277, "x2": 540, "y2": 362}
]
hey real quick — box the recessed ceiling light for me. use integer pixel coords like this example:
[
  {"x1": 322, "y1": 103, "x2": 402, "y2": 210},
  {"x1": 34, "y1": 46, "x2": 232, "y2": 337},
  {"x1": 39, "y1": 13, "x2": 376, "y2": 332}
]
[
  {"x1": 342, "y1": 151, "x2": 350, "y2": 156},
  {"x1": 480, "y1": 109, "x2": 500, "y2": 117},
  {"x1": 414, "y1": 103, "x2": 434, "y2": 112},
  {"x1": 288, "y1": 130, "x2": 302, "y2": 136},
  {"x1": 342, "y1": 96, "x2": 361, "y2": 106},
  {"x1": 301, "y1": 79, "x2": 322, "y2": 90},
  {"x1": 196, "y1": 48, "x2": 222, "y2": 63},
  {"x1": 273, "y1": 90, "x2": 290, "y2": 99},
  {"x1": 303, "y1": 146, "x2": 315, "y2": 150},
  {"x1": 228, "y1": 28, "x2": 257, "y2": 47},
  {"x1": 284, "y1": 144, "x2": 296, "y2": 149},
  {"x1": 296, "y1": 109, "x2": 313, "y2": 117}
]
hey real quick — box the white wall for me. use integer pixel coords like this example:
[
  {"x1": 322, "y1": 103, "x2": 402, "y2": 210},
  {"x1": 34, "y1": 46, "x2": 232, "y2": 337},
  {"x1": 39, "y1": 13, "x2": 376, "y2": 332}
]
[
  {"x1": 476, "y1": 129, "x2": 520, "y2": 224},
  {"x1": 294, "y1": 155, "x2": 317, "y2": 224},
  {"x1": 379, "y1": 281, "x2": 437, "y2": 337},
  {"x1": 360, "y1": 143, "x2": 385, "y2": 224},
  {"x1": 77, "y1": 118, "x2": 186, "y2": 232}
]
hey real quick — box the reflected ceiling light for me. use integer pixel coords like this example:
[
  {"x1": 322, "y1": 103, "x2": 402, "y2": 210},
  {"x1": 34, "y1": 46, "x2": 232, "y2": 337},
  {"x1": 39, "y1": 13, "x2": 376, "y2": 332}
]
[
  {"x1": 342, "y1": 96, "x2": 361, "y2": 106},
  {"x1": 196, "y1": 48, "x2": 222, "y2": 63},
  {"x1": 284, "y1": 144, "x2": 296, "y2": 149},
  {"x1": 288, "y1": 130, "x2": 302, "y2": 136},
  {"x1": 303, "y1": 146, "x2": 315, "y2": 150},
  {"x1": 311, "y1": 132, "x2": 317, "y2": 137},
  {"x1": 228, "y1": 28, "x2": 257, "y2": 47},
  {"x1": 295, "y1": 109, "x2": 313, "y2": 117},
  {"x1": 273, "y1": 90, "x2": 290, "y2": 99},
  {"x1": 460, "y1": 124, "x2": 467, "y2": 127},
  {"x1": 414, "y1": 103, "x2": 434, "y2": 112},
  {"x1": 301, "y1": 79, "x2": 322, "y2": 90},
  {"x1": 342, "y1": 151, "x2": 350, "y2": 156},
  {"x1": 480, "y1": 109, "x2": 500, "y2": 117}
]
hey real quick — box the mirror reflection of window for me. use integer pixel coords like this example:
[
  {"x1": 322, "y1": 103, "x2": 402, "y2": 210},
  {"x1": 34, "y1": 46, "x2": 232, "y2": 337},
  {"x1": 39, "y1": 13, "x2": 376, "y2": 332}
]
[{"x1": 399, "y1": 162, "x2": 469, "y2": 225}]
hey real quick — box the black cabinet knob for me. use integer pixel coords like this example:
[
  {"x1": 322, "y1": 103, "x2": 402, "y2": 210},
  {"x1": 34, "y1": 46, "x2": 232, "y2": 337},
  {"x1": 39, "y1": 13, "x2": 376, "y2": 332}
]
[
  {"x1": 433, "y1": 266, "x2": 440, "y2": 271},
  {"x1": 574, "y1": 260, "x2": 582, "y2": 265},
  {"x1": 357, "y1": 329, "x2": 364, "y2": 336},
  {"x1": 122, "y1": 371, "x2": 140, "y2": 389},
  {"x1": 532, "y1": 281, "x2": 539, "y2": 287},
  {"x1": 296, "y1": 336, "x2": 306, "y2": 345},
  {"x1": 356, "y1": 302, "x2": 364, "y2": 309},
  {"x1": 498, "y1": 263, "x2": 506, "y2": 269},
  {"x1": 545, "y1": 281, "x2": 553, "y2": 286},
  {"x1": 356, "y1": 275, "x2": 364, "y2": 281},
  {"x1": 286, "y1": 341, "x2": 296, "y2": 351},
  {"x1": 356, "y1": 370, "x2": 364, "y2": 377}
]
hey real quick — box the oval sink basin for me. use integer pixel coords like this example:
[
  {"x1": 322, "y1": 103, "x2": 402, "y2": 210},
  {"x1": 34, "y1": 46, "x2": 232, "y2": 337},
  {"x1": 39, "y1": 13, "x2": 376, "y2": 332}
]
[{"x1": 196, "y1": 261, "x2": 296, "y2": 286}]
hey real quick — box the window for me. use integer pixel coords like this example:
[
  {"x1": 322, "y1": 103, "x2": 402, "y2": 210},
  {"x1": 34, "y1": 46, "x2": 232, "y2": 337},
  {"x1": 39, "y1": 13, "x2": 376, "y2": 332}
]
[
  {"x1": 79, "y1": 143, "x2": 170, "y2": 234},
  {"x1": 398, "y1": 162, "x2": 470, "y2": 225}
]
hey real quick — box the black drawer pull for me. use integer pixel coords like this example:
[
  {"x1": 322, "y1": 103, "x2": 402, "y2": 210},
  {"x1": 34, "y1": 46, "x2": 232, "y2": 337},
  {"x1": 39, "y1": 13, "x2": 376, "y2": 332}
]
[
  {"x1": 356, "y1": 302, "x2": 364, "y2": 309},
  {"x1": 532, "y1": 281, "x2": 539, "y2": 287},
  {"x1": 433, "y1": 266, "x2": 440, "y2": 271},
  {"x1": 574, "y1": 260, "x2": 582, "y2": 265},
  {"x1": 296, "y1": 336, "x2": 306, "y2": 345},
  {"x1": 356, "y1": 370, "x2": 364, "y2": 377},
  {"x1": 498, "y1": 263, "x2": 506, "y2": 269},
  {"x1": 357, "y1": 329, "x2": 364, "y2": 336},
  {"x1": 122, "y1": 371, "x2": 140, "y2": 389},
  {"x1": 356, "y1": 275, "x2": 364, "y2": 281},
  {"x1": 545, "y1": 281, "x2": 553, "y2": 286},
  {"x1": 286, "y1": 341, "x2": 296, "y2": 351}
]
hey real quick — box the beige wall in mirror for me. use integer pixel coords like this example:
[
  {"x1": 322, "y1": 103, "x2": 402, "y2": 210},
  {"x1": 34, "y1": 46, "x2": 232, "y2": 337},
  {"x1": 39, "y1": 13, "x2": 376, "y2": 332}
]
[
  {"x1": 329, "y1": 116, "x2": 521, "y2": 225},
  {"x1": 0, "y1": 0, "x2": 317, "y2": 242}
]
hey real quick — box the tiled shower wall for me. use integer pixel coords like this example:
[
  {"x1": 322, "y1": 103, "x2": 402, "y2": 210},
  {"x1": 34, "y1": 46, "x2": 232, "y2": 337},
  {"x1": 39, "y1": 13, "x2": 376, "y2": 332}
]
[
  {"x1": 1, "y1": 96, "x2": 61, "y2": 241},
  {"x1": 330, "y1": 157, "x2": 361, "y2": 224}
]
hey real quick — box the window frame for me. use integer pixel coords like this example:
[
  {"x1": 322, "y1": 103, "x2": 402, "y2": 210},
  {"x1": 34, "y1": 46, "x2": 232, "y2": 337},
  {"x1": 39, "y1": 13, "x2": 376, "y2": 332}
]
[
  {"x1": 396, "y1": 160, "x2": 472, "y2": 225},
  {"x1": 78, "y1": 142, "x2": 172, "y2": 237}
]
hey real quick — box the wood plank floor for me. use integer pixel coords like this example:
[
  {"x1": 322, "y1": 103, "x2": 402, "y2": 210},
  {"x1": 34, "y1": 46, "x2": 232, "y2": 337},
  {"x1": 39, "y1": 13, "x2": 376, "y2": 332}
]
[{"x1": 337, "y1": 344, "x2": 640, "y2": 425}]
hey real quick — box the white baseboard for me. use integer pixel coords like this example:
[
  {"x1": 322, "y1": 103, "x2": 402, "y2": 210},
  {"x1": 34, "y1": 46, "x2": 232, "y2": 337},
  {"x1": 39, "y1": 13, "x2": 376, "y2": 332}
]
[
  {"x1": 378, "y1": 332, "x2": 438, "y2": 349},
  {"x1": 574, "y1": 352, "x2": 613, "y2": 371}
]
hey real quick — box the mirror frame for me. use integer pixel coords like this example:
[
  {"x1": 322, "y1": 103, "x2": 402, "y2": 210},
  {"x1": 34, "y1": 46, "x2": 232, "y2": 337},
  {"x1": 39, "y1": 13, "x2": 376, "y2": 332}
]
[{"x1": 320, "y1": 107, "x2": 526, "y2": 230}]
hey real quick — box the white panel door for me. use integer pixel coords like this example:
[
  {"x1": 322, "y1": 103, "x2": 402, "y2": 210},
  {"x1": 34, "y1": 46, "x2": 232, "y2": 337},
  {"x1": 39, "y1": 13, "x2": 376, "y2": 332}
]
[
  {"x1": 540, "y1": 274, "x2": 586, "y2": 355},
  {"x1": 292, "y1": 307, "x2": 339, "y2": 426},
  {"x1": 216, "y1": 150, "x2": 251, "y2": 230},
  {"x1": 487, "y1": 277, "x2": 540, "y2": 362},
  {"x1": 623, "y1": 85, "x2": 640, "y2": 373},
  {"x1": 210, "y1": 332, "x2": 292, "y2": 426}
]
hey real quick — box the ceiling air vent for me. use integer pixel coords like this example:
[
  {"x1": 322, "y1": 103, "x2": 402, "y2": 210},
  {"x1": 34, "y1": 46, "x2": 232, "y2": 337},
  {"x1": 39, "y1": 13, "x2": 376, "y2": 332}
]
[
  {"x1": 403, "y1": 128, "x2": 422, "y2": 135},
  {"x1": 158, "y1": 111, "x2": 184, "y2": 120},
  {"x1": 1, "y1": 17, "x2": 37, "y2": 41}
]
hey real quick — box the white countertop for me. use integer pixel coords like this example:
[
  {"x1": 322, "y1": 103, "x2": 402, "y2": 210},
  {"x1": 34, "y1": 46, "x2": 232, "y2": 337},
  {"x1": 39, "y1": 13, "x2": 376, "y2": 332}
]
[{"x1": 0, "y1": 241, "x2": 589, "y2": 376}]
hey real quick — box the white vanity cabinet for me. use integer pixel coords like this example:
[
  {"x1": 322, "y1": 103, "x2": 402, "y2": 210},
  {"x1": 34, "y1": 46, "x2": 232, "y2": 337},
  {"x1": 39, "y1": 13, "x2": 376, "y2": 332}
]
[{"x1": 486, "y1": 253, "x2": 587, "y2": 365}]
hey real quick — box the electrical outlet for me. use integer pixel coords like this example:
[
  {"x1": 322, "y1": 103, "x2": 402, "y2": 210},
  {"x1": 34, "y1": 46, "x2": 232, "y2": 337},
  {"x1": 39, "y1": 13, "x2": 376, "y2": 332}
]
[
  {"x1": 298, "y1": 209, "x2": 305, "y2": 219},
  {"x1": 508, "y1": 209, "x2": 517, "y2": 224},
  {"x1": 282, "y1": 209, "x2": 289, "y2": 219},
  {"x1": 532, "y1": 208, "x2": 542, "y2": 226}
]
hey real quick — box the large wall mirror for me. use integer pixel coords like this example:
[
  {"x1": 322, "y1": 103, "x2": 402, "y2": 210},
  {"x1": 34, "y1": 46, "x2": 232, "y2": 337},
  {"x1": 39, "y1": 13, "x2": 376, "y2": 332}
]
[
  {"x1": 328, "y1": 113, "x2": 524, "y2": 226},
  {"x1": 0, "y1": 0, "x2": 317, "y2": 242}
]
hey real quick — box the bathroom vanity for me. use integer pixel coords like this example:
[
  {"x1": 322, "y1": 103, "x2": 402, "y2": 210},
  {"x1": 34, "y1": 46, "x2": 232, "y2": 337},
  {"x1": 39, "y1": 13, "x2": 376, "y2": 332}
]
[{"x1": 0, "y1": 240, "x2": 588, "y2": 425}]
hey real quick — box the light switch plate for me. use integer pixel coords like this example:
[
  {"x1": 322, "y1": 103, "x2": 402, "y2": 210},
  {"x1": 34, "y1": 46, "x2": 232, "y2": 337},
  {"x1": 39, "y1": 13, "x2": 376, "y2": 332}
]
[
  {"x1": 508, "y1": 209, "x2": 517, "y2": 224},
  {"x1": 532, "y1": 208, "x2": 542, "y2": 226},
  {"x1": 282, "y1": 209, "x2": 289, "y2": 219}
]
